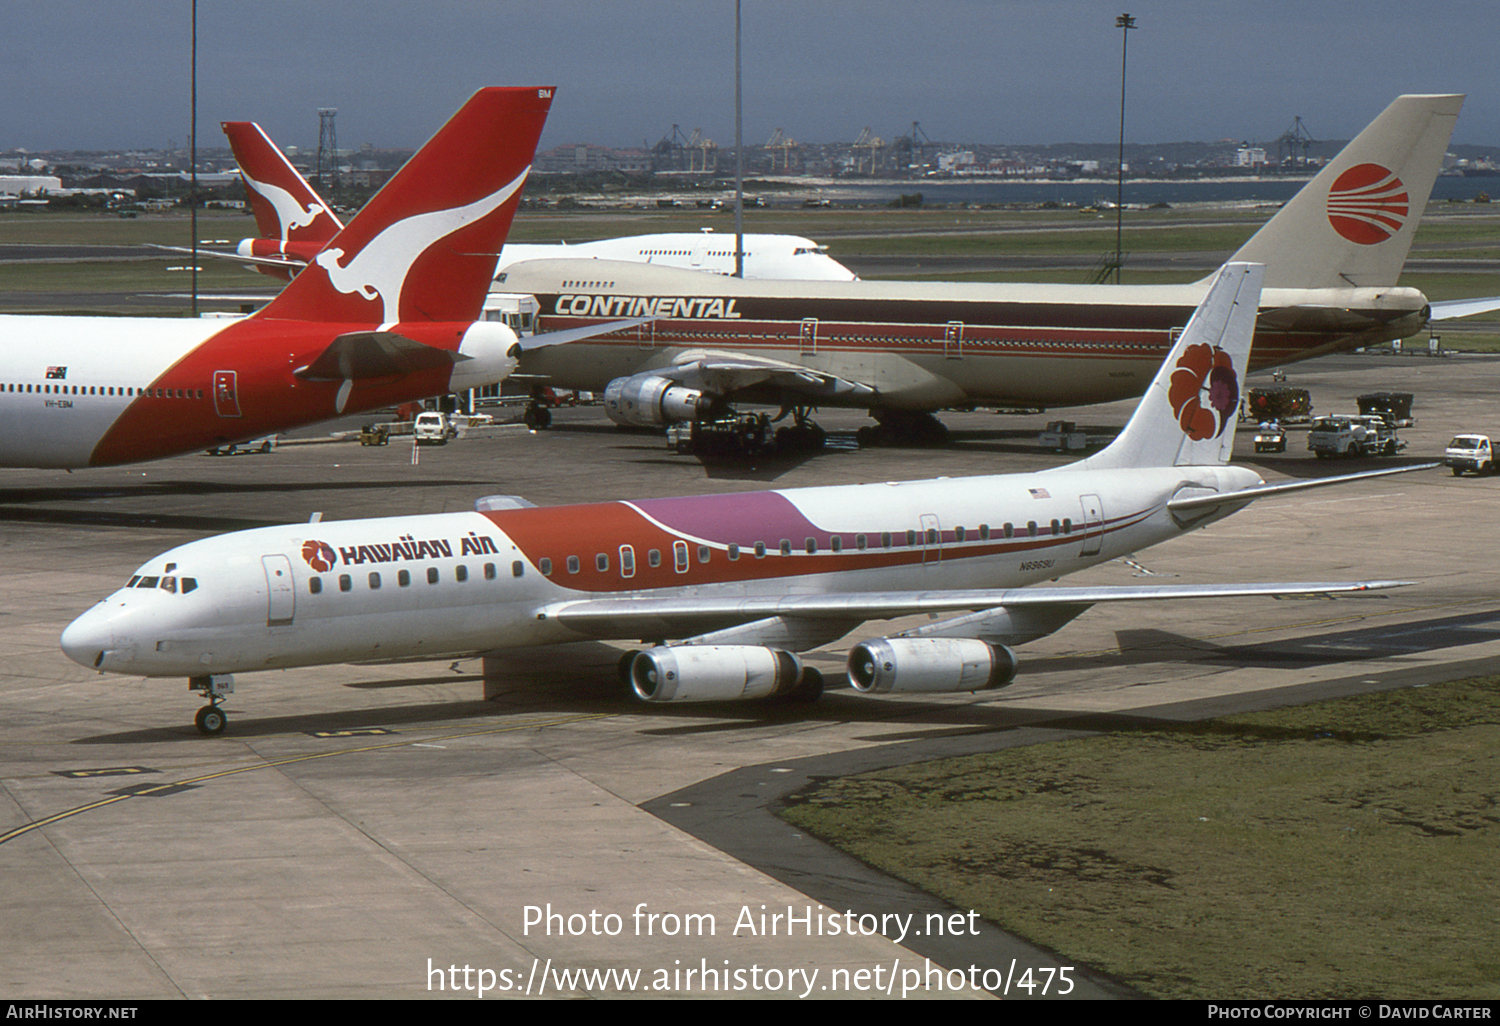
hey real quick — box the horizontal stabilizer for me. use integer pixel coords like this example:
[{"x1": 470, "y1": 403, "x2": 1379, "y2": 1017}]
[
  {"x1": 1167, "y1": 462, "x2": 1438, "y2": 513},
  {"x1": 1430, "y1": 296, "x2": 1500, "y2": 320},
  {"x1": 294, "y1": 331, "x2": 466, "y2": 381}
]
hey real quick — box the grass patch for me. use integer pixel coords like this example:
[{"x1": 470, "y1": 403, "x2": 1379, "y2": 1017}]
[{"x1": 780, "y1": 677, "x2": 1500, "y2": 999}]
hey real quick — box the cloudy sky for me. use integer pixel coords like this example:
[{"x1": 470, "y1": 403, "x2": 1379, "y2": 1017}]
[{"x1": 6, "y1": 0, "x2": 1496, "y2": 154}]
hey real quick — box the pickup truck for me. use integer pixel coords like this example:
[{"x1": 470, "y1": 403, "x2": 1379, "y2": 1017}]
[
  {"x1": 1444, "y1": 434, "x2": 1495, "y2": 475},
  {"x1": 1307, "y1": 414, "x2": 1404, "y2": 458}
]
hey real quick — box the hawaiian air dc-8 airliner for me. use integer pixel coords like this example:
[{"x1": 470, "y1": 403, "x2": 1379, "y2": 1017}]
[
  {"x1": 213, "y1": 120, "x2": 857, "y2": 283},
  {"x1": 62, "y1": 262, "x2": 1425, "y2": 735},
  {"x1": 0, "y1": 87, "x2": 636, "y2": 470}
]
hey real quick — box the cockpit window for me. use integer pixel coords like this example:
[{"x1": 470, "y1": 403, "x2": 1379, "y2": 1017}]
[
  {"x1": 159, "y1": 576, "x2": 177, "y2": 594},
  {"x1": 182, "y1": 578, "x2": 197, "y2": 594},
  {"x1": 137, "y1": 576, "x2": 159, "y2": 589}
]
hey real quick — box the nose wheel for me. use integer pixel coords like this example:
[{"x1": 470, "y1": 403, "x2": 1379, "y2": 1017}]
[
  {"x1": 189, "y1": 674, "x2": 235, "y2": 736},
  {"x1": 194, "y1": 704, "x2": 228, "y2": 736}
]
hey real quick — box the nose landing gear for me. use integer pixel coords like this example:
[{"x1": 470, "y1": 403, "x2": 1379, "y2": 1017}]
[{"x1": 189, "y1": 674, "x2": 235, "y2": 736}]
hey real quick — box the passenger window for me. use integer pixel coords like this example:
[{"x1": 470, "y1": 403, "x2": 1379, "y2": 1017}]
[
  {"x1": 485, "y1": 563, "x2": 497, "y2": 580},
  {"x1": 1063, "y1": 518, "x2": 1073, "y2": 534},
  {"x1": 779, "y1": 539, "x2": 792, "y2": 556},
  {"x1": 596, "y1": 553, "x2": 609, "y2": 572},
  {"x1": 697, "y1": 545, "x2": 710, "y2": 563},
  {"x1": 426, "y1": 567, "x2": 439, "y2": 585},
  {"x1": 831, "y1": 537, "x2": 842, "y2": 553},
  {"x1": 647, "y1": 548, "x2": 660, "y2": 568},
  {"x1": 1050, "y1": 519, "x2": 1061, "y2": 535},
  {"x1": 339, "y1": 575, "x2": 352, "y2": 592},
  {"x1": 398, "y1": 570, "x2": 411, "y2": 587},
  {"x1": 309, "y1": 578, "x2": 322, "y2": 594},
  {"x1": 906, "y1": 530, "x2": 917, "y2": 547},
  {"x1": 856, "y1": 535, "x2": 867, "y2": 550},
  {"x1": 926, "y1": 529, "x2": 938, "y2": 545},
  {"x1": 620, "y1": 546, "x2": 636, "y2": 577},
  {"x1": 540, "y1": 558, "x2": 553, "y2": 576},
  {"x1": 1004, "y1": 523, "x2": 1014, "y2": 539},
  {"x1": 955, "y1": 526, "x2": 966, "y2": 542},
  {"x1": 881, "y1": 532, "x2": 891, "y2": 548},
  {"x1": 754, "y1": 542, "x2": 766, "y2": 558},
  {"x1": 368, "y1": 572, "x2": 381, "y2": 589},
  {"x1": 512, "y1": 561, "x2": 524, "y2": 578},
  {"x1": 728, "y1": 544, "x2": 740, "y2": 560},
  {"x1": 456, "y1": 565, "x2": 468, "y2": 582},
  {"x1": 674, "y1": 541, "x2": 689, "y2": 572},
  {"x1": 805, "y1": 538, "x2": 817, "y2": 554},
  {"x1": 567, "y1": 556, "x2": 580, "y2": 574}
]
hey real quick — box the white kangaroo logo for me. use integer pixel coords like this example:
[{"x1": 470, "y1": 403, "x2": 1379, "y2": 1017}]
[
  {"x1": 243, "y1": 172, "x2": 330, "y2": 242},
  {"x1": 312, "y1": 167, "x2": 529, "y2": 324}
]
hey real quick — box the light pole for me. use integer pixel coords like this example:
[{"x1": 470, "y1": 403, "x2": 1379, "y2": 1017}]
[
  {"x1": 734, "y1": 0, "x2": 744, "y2": 278},
  {"x1": 1114, "y1": 12, "x2": 1136, "y2": 285}
]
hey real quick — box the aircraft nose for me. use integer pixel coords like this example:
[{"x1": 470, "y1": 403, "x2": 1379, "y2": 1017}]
[{"x1": 60, "y1": 604, "x2": 119, "y2": 671}]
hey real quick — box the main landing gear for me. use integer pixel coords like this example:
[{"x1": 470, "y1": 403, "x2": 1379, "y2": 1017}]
[
  {"x1": 669, "y1": 407, "x2": 827, "y2": 459},
  {"x1": 189, "y1": 674, "x2": 235, "y2": 735}
]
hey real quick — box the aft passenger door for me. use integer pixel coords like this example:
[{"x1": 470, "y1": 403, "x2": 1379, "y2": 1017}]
[{"x1": 1079, "y1": 494, "x2": 1104, "y2": 557}]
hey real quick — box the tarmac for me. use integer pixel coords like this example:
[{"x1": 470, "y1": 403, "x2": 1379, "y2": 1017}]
[{"x1": 1, "y1": 350, "x2": 1497, "y2": 999}]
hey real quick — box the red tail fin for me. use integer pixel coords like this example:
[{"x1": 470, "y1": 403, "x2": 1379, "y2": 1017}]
[
  {"x1": 222, "y1": 121, "x2": 342, "y2": 247},
  {"x1": 255, "y1": 86, "x2": 554, "y2": 325}
]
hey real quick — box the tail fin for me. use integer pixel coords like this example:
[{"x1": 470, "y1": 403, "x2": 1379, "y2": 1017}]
[
  {"x1": 223, "y1": 121, "x2": 343, "y2": 248},
  {"x1": 1229, "y1": 94, "x2": 1461, "y2": 289},
  {"x1": 255, "y1": 86, "x2": 554, "y2": 325},
  {"x1": 1078, "y1": 262, "x2": 1264, "y2": 471}
]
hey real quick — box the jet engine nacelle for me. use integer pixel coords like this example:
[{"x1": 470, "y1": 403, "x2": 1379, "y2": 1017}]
[
  {"x1": 604, "y1": 374, "x2": 709, "y2": 427},
  {"x1": 629, "y1": 645, "x2": 803, "y2": 702},
  {"x1": 847, "y1": 637, "x2": 1018, "y2": 694}
]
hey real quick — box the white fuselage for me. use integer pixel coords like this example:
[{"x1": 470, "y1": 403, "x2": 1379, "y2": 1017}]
[
  {"x1": 0, "y1": 316, "x2": 223, "y2": 468},
  {"x1": 497, "y1": 232, "x2": 857, "y2": 281},
  {"x1": 0, "y1": 314, "x2": 517, "y2": 470},
  {"x1": 60, "y1": 463, "x2": 1260, "y2": 678}
]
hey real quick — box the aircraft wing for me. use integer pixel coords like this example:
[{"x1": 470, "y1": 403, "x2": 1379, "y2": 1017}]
[
  {"x1": 1430, "y1": 296, "x2": 1500, "y2": 320},
  {"x1": 534, "y1": 580, "x2": 1408, "y2": 641},
  {"x1": 512, "y1": 318, "x2": 657, "y2": 352},
  {"x1": 645, "y1": 349, "x2": 879, "y2": 404}
]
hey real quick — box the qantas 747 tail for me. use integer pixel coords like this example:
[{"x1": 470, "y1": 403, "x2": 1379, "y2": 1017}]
[
  {"x1": 256, "y1": 86, "x2": 555, "y2": 326},
  {"x1": 222, "y1": 121, "x2": 343, "y2": 276}
]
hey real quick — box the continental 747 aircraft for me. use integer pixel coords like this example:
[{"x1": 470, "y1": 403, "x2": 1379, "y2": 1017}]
[
  {"x1": 212, "y1": 120, "x2": 857, "y2": 282},
  {"x1": 496, "y1": 94, "x2": 1472, "y2": 445},
  {"x1": 62, "y1": 262, "x2": 1423, "y2": 735},
  {"x1": 0, "y1": 87, "x2": 633, "y2": 470}
]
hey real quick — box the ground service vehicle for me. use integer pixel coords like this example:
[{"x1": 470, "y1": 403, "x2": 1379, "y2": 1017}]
[
  {"x1": 1358, "y1": 391, "x2": 1415, "y2": 427},
  {"x1": 1246, "y1": 387, "x2": 1312, "y2": 425},
  {"x1": 1308, "y1": 415, "x2": 1404, "y2": 457},
  {"x1": 1444, "y1": 434, "x2": 1494, "y2": 475},
  {"x1": 413, "y1": 412, "x2": 457, "y2": 445}
]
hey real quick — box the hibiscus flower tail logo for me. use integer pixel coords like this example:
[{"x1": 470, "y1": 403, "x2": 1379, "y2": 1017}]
[
  {"x1": 1167, "y1": 342, "x2": 1239, "y2": 441},
  {"x1": 302, "y1": 539, "x2": 337, "y2": 573}
]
